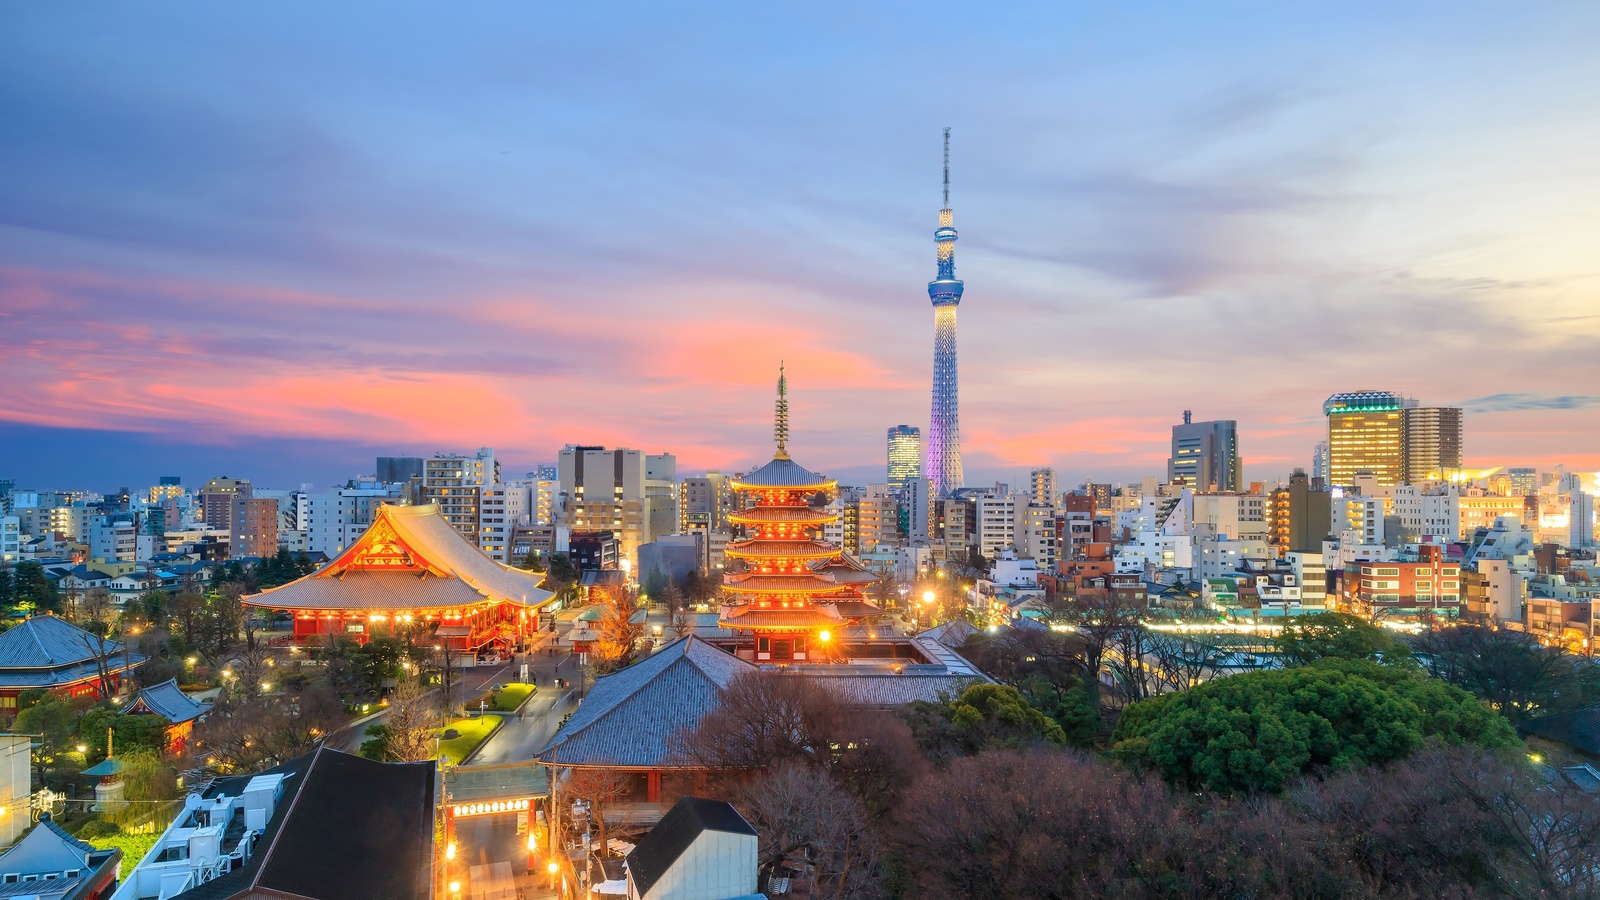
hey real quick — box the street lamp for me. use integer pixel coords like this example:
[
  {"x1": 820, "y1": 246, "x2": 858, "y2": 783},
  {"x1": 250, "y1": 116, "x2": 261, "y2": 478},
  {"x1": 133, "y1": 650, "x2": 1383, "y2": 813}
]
[{"x1": 548, "y1": 860, "x2": 560, "y2": 890}]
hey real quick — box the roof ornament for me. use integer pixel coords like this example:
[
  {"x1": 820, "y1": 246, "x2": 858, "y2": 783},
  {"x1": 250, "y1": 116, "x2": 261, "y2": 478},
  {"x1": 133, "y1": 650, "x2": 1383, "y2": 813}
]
[{"x1": 774, "y1": 362, "x2": 790, "y2": 460}]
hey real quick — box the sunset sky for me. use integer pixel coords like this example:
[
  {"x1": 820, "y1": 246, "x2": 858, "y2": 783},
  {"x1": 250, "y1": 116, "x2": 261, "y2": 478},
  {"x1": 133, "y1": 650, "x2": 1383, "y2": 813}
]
[{"x1": 3, "y1": 2, "x2": 1598, "y2": 492}]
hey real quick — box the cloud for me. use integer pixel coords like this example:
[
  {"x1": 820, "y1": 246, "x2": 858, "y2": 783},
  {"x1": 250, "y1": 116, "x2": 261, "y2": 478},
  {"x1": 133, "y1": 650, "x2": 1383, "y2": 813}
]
[{"x1": 1460, "y1": 393, "x2": 1600, "y2": 414}]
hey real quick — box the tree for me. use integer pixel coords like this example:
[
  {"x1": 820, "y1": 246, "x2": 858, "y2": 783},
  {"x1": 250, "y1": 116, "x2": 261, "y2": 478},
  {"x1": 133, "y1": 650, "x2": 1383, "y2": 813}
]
[
  {"x1": 668, "y1": 603, "x2": 695, "y2": 640},
  {"x1": 740, "y1": 766, "x2": 880, "y2": 900},
  {"x1": 167, "y1": 591, "x2": 207, "y2": 649},
  {"x1": 672, "y1": 670, "x2": 846, "y2": 770},
  {"x1": 565, "y1": 766, "x2": 629, "y2": 852},
  {"x1": 75, "y1": 588, "x2": 120, "y2": 699},
  {"x1": 382, "y1": 673, "x2": 438, "y2": 763},
  {"x1": 642, "y1": 568, "x2": 670, "y2": 606},
  {"x1": 1411, "y1": 623, "x2": 1600, "y2": 723},
  {"x1": 519, "y1": 551, "x2": 546, "y2": 572},
  {"x1": 1069, "y1": 588, "x2": 1143, "y2": 699},
  {"x1": 192, "y1": 682, "x2": 344, "y2": 771},
  {"x1": 1275, "y1": 611, "x2": 1411, "y2": 667},
  {"x1": 0, "y1": 566, "x2": 13, "y2": 608},
  {"x1": 15, "y1": 695, "x2": 78, "y2": 783},
  {"x1": 1110, "y1": 660, "x2": 1519, "y2": 794},
  {"x1": 542, "y1": 553, "x2": 579, "y2": 600},
  {"x1": 115, "y1": 750, "x2": 179, "y2": 827},
  {"x1": 903, "y1": 683, "x2": 1066, "y2": 761},
  {"x1": 12, "y1": 561, "x2": 61, "y2": 613},
  {"x1": 591, "y1": 601, "x2": 642, "y2": 675},
  {"x1": 139, "y1": 590, "x2": 166, "y2": 627},
  {"x1": 79, "y1": 706, "x2": 169, "y2": 761}
]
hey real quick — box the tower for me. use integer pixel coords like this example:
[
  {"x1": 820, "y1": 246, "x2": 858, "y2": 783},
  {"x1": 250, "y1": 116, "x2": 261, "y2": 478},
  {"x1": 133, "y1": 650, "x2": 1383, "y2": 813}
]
[{"x1": 926, "y1": 128, "x2": 964, "y2": 497}]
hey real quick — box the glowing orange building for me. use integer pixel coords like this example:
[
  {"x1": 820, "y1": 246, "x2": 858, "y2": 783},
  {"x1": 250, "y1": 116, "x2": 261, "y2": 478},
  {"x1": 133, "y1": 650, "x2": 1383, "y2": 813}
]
[
  {"x1": 244, "y1": 503, "x2": 553, "y2": 657},
  {"x1": 719, "y1": 369, "x2": 880, "y2": 662}
]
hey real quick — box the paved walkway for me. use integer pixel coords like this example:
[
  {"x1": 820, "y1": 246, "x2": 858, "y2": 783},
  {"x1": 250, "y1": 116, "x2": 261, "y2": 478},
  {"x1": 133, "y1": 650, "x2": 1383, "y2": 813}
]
[{"x1": 469, "y1": 649, "x2": 583, "y2": 766}]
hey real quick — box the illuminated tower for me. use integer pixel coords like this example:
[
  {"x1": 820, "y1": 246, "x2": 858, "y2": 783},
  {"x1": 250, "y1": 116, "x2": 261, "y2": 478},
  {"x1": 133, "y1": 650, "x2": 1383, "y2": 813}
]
[
  {"x1": 719, "y1": 368, "x2": 880, "y2": 662},
  {"x1": 926, "y1": 128, "x2": 964, "y2": 497}
]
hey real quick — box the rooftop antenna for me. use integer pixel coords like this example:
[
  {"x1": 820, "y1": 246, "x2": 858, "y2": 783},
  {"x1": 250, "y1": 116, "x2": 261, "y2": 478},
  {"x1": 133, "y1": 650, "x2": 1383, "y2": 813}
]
[{"x1": 942, "y1": 127, "x2": 951, "y2": 208}]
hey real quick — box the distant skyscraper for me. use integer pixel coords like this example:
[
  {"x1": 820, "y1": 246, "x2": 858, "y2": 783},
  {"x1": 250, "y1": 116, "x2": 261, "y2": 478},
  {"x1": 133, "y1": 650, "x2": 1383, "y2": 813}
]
[
  {"x1": 925, "y1": 128, "x2": 964, "y2": 498},
  {"x1": 886, "y1": 426, "x2": 921, "y2": 493},
  {"x1": 1029, "y1": 468, "x2": 1058, "y2": 509},
  {"x1": 1508, "y1": 467, "x2": 1538, "y2": 496},
  {"x1": 1168, "y1": 411, "x2": 1241, "y2": 492},
  {"x1": 1312, "y1": 442, "x2": 1329, "y2": 484},
  {"x1": 1572, "y1": 490, "x2": 1596, "y2": 550},
  {"x1": 1402, "y1": 406, "x2": 1463, "y2": 483},
  {"x1": 1324, "y1": 391, "x2": 1407, "y2": 487}
]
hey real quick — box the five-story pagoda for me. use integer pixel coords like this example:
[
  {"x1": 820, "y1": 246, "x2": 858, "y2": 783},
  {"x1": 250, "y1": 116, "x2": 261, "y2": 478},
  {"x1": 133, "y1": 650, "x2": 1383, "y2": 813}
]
[{"x1": 719, "y1": 368, "x2": 879, "y2": 662}]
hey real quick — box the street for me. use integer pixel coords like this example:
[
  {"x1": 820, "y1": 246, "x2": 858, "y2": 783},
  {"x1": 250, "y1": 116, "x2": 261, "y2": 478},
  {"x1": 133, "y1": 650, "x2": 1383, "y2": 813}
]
[{"x1": 467, "y1": 648, "x2": 583, "y2": 766}]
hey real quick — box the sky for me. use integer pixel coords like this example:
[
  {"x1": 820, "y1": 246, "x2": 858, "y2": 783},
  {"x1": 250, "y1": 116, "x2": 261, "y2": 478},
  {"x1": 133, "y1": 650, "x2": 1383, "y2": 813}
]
[{"x1": 2, "y1": 2, "x2": 1599, "y2": 494}]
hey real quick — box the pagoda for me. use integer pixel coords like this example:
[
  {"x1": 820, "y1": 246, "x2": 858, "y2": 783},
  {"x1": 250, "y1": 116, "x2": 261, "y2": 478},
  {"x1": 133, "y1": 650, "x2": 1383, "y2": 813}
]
[{"x1": 718, "y1": 368, "x2": 881, "y2": 662}]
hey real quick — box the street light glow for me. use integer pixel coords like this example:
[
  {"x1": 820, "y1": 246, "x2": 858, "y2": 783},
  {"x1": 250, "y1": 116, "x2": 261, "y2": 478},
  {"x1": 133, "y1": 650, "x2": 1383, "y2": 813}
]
[{"x1": 818, "y1": 630, "x2": 831, "y2": 643}]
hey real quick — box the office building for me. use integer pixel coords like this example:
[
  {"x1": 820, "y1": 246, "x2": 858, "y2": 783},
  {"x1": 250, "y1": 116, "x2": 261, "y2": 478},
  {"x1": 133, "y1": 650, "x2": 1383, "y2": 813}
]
[
  {"x1": 1509, "y1": 467, "x2": 1538, "y2": 496},
  {"x1": 1324, "y1": 391, "x2": 1407, "y2": 487},
  {"x1": 886, "y1": 425, "x2": 921, "y2": 494},
  {"x1": 559, "y1": 446, "x2": 669, "y2": 565},
  {"x1": 1311, "y1": 441, "x2": 1330, "y2": 484},
  {"x1": 1573, "y1": 491, "x2": 1596, "y2": 550},
  {"x1": 375, "y1": 456, "x2": 424, "y2": 484},
  {"x1": 1029, "y1": 467, "x2": 1058, "y2": 510},
  {"x1": 680, "y1": 472, "x2": 736, "y2": 534},
  {"x1": 1168, "y1": 412, "x2": 1241, "y2": 491}
]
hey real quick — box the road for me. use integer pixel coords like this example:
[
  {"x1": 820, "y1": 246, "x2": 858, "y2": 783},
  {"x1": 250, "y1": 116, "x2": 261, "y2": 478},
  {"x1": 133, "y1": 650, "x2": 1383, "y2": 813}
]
[
  {"x1": 468, "y1": 648, "x2": 584, "y2": 766},
  {"x1": 328, "y1": 659, "x2": 526, "y2": 754}
]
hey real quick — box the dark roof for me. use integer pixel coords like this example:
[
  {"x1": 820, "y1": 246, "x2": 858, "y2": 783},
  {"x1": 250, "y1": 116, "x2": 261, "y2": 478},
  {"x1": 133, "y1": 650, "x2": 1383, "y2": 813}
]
[
  {"x1": 733, "y1": 457, "x2": 831, "y2": 489},
  {"x1": 536, "y1": 637, "x2": 753, "y2": 767},
  {"x1": 0, "y1": 615, "x2": 128, "y2": 669},
  {"x1": 172, "y1": 747, "x2": 436, "y2": 900},
  {"x1": 627, "y1": 797, "x2": 755, "y2": 897},
  {"x1": 127, "y1": 678, "x2": 209, "y2": 724},
  {"x1": 1520, "y1": 706, "x2": 1600, "y2": 756}
]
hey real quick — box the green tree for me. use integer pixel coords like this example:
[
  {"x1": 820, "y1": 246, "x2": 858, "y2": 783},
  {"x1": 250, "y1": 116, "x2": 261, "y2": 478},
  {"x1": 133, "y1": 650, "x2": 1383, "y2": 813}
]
[
  {"x1": 12, "y1": 562, "x2": 61, "y2": 613},
  {"x1": 1275, "y1": 611, "x2": 1411, "y2": 667},
  {"x1": 641, "y1": 568, "x2": 669, "y2": 606},
  {"x1": 519, "y1": 551, "x2": 546, "y2": 573},
  {"x1": 79, "y1": 707, "x2": 170, "y2": 762},
  {"x1": 1111, "y1": 660, "x2": 1518, "y2": 794},
  {"x1": 1412, "y1": 624, "x2": 1600, "y2": 723},
  {"x1": 15, "y1": 695, "x2": 77, "y2": 756},
  {"x1": 0, "y1": 567, "x2": 14, "y2": 607},
  {"x1": 139, "y1": 590, "x2": 167, "y2": 626},
  {"x1": 543, "y1": 552, "x2": 579, "y2": 599},
  {"x1": 905, "y1": 683, "x2": 1067, "y2": 760}
]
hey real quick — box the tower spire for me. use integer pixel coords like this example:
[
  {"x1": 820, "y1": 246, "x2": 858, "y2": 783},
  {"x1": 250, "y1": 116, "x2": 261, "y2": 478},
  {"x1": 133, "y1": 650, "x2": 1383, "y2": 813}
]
[
  {"x1": 774, "y1": 362, "x2": 790, "y2": 460},
  {"x1": 942, "y1": 126, "x2": 950, "y2": 208}
]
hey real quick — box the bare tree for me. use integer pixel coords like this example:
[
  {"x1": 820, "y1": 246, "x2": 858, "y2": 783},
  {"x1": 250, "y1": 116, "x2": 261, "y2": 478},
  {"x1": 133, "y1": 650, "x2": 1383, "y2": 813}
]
[
  {"x1": 1144, "y1": 630, "x2": 1229, "y2": 695},
  {"x1": 383, "y1": 673, "x2": 440, "y2": 763},
  {"x1": 740, "y1": 766, "x2": 880, "y2": 900},
  {"x1": 1071, "y1": 588, "x2": 1142, "y2": 692},
  {"x1": 564, "y1": 766, "x2": 628, "y2": 852},
  {"x1": 670, "y1": 670, "x2": 845, "y2": 770},
  {"x1": 669, "y1": 603, "x2": 695, "y2": 640},
  {"x1": 76, "y1": 587, "x2": 120, "y2": 699},
  {"x1": 191, "y1": 682, "x2": 344, "y2": 772}
]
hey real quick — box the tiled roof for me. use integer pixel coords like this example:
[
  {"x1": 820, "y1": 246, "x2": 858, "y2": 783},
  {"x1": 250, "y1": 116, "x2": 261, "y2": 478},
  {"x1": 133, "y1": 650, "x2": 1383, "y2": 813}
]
[
  {"x1": 1520, "y1": 706, "x2": 1600, "y2": 756},
  {"x1": 721, "y1": 573, "x2": 846, "y2": 594},
  {"x1": 128, "y1": 678, "x2": 209, "y2": 724},
  {"x1": 718, "y1": 607, "x2": 843, "y2": 630},
  {"x1": 245, "y1": 504, "x2": 552, "y2": 612},
  {"x1": 805, "y1": 672, "x2": 988, "y2": 707},
  {"x1": 537, "y1": 637, "x2": 754, "y2": 768},
  {"x1": 732, "y1": 458, "x2": 833, "y2": 489},
  {"x1": 0, "y1": 615, "x2": 127, "y2": 669}
]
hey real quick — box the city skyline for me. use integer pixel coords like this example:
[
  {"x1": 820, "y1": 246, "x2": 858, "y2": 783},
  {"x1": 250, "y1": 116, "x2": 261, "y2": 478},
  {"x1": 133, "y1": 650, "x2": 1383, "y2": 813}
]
[{"x1": 4, "y1": 4, "x2": 1600, "y2": 490}]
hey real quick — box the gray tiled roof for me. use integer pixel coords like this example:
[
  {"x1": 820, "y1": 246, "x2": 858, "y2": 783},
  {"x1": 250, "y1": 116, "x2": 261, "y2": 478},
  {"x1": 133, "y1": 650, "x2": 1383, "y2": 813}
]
[
  {"x1": 0, "y1": 615, "x2": 126, "y2": 669},
  {"x1": 128, "y1": 678, "x2": 209, "y2": 724},
  {"x1": 536, "y1": 637, "x2": 754, "y2": 768},
  {"x1": 733, "y1": 457, "x2": 831, "y2": 488},
  {"x1": 804, "y1": 672, "x2": 987, "y2": 707}
]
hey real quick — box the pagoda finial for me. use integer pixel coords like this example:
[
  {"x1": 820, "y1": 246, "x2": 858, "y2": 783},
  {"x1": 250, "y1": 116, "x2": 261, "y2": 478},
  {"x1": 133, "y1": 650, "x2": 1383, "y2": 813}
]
[{"x1": 774, "y1": 362, "x2": 790, "y2": 460}]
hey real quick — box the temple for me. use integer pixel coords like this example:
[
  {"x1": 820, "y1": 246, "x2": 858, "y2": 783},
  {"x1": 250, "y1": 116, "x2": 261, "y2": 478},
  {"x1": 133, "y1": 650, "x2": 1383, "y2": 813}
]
[
  {"x1": 717, "y1": 367, "x2": 883, "y2": 662},
  {"x1": 243, "y1": 503, "x2": 554, "y2": 658}
]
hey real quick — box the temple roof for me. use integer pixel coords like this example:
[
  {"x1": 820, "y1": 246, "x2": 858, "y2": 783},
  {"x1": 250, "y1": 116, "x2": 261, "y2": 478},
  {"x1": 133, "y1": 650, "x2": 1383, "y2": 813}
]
[
  {"x1": 721, "y1": 573, "x2": 848, "y2": 595},
  {"x1": 536, "y1": 637, "x2": 754, "y2": 768},
  {"x1": 728, "y1": 506, "x2": 837, "y2": 526},
  {"x1": 244, "y1": 504, "x2": 553, "y2": 612},
  {"x1": 126, "y1": 678, "x2": 209, "y2": 724},
  {"x1": 812, "y1": 554, "x2": 881, "y2": 586},
  {"x1": 717, "y1": 606, "x2": 843, "y2": 630},
  {"x1": 723, "y1": 539, "x2": 838, "y2": 561},
  {"x1": 732, "y1": 458, "x2": 834, "y2": 491}
]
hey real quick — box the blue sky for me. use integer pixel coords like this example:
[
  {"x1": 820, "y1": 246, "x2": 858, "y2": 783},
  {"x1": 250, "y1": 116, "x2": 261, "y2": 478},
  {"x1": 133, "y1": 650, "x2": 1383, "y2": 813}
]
[{"x1": 2, "y1": 2, "x2": 1598, "y2": 492}]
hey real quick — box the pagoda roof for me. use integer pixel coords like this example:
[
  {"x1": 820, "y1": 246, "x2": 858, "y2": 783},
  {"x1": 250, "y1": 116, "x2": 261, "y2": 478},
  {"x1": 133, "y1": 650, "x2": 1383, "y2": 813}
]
[
  {"x1": 718, "y1": 605, "x2": 843, "y2": 630},
  {"x1": 728, "y1": 506, "x2": 837, "y2": 525},
  {"x1": 732, "y1": 457, "x2": 834, "y2": 491},
  {"x1": 812, "y1": 554, "x2": 881, "y2": 585},
  {"x1": 244, "y1": 504, "x2": 553, "y2": 612},
  {"x1": 724, "y1": 539, "x2": 838, "y2": 561},
  {"x1": 721, "y1": 573, "x2": 847, "y2": 595},
  {"x1": 820, "y1": 599, "x2": 884, "y2": 620}
]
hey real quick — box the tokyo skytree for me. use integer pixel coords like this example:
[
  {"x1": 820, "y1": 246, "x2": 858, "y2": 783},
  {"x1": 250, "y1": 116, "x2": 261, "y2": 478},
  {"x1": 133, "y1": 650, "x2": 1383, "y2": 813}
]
[{"x1": 925, "y1": 128, "x2": 964, "y2": 497}]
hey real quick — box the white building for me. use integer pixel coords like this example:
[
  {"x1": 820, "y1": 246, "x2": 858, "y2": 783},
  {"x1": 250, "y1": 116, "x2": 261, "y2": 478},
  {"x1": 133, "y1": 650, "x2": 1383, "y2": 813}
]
[
  {"x1": 1572, "y1": 490, "x2": 1596, "y2": 549},
  {"x1": 974, "y1": 492, "x2": 1023, "y2": 560},
  {"x1": 89, "y1": 517, "x2": 136, "y2": 564},
  {"x1": 480, "y1": 482, "x2": 532, "y2": 562},
  {"x1": 0, "y1": 516, "x2": 18, "y2": 567},
  {"x1": 305, "y1": 483, "x2": 404, "y2": 556},
  {"x1": 1196, "y1": 535, "x2": 1271, "y2": 580},
  {"x1": 1394, "y1": 484, "x2": 1459, "y2": 545},
  {"x1": 1285, "y1": 551, "x2": 1328, "y2": 607},
  {"x1": 624, "y1": 797, "x2": 758, "y2": 900}
]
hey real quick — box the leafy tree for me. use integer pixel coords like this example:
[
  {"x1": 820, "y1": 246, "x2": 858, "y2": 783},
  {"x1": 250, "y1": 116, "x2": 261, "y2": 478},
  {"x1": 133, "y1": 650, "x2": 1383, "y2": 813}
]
[
  {"x1": 1275, "y1": 611, "x2": 1411, "y2": 667},
  {"x1": 15, "y1": 695, "x2": 77, "y2": 756},
  {"x1": 115, "y1": 750, "x2": 179, "y2": 827},
  {"x1": 12, "y1": 561, "x2": 60, "y2": 613},
  {"x1": 1111, "y1": 660, "x2": 1518, "y2": 794},
  {"x1": 519, "y1": 551, "x2": 546, "y2": 573},
  {"x1": 0, "y1": 567, "x2": 13, "y2": 607},
  {"x1": 641, "y1": 568, "x2": 670, "y2": 606},
  {"x1": 591, "y1": 601, "x2": 642, "y2": 675},
  {"x1": 79, "y1": 706, "x2": 170, "y2": 761},
  {"x1": 542, "y1": 552, "x2": 579, "y2": 599},
  {"x1": 1411, "y1": 624, "x2": 1600, "y2": 723},
  {"x1": 905, "y1": 683, "x2": 1066, "y2": 760},
  {"x1": 139, "y1": 590, "x2": 166, "y2": 626}
]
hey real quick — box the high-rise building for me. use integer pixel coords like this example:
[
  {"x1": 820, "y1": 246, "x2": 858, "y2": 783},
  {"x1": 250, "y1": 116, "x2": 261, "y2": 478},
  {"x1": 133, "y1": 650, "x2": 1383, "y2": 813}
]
[
  {"x1": 886, "y1": 426, "x2": 921, "y2": 494},
  {"x1": 1324, "y1": 391, "x2": 1408, "y2": 487},
  {"x1": 424, "y1": 448, "x2": 498, "y2": 546},
  {"x1": 198, "y1": 477, "x2": 251, "y2": 532},
  {"x1": 925, "y1": 129, "x2": 964, "y2": 498},
  {"x1": 147, "y1": 476, "x2": 184, "y2": 505},
  {"x1": 1168, "y1": 412, "x2": 1241, "y2": 491},
  {"x1": 1312, "y1": 442, "x2": 1329, "y2": 484},
  {"x1": 680, "y1": 472, "x2": 736, "y2": 534},
  {"x1": 1572, "y1": 490, "x2": 1596, "y2": 550},
  {"x1": 230, "y1": 495, "x2": 280, "y2": 559},
  {"x1": 1402, "y1": 406, "x2": 1463, "y2": 482},
  {"x1": 1029, "y1": 468, "x2": 1058, "y2": 510},
  {"x1": 376, "y1": 457, "x2": 424, "y2": 484},
  {"x1": 558, "y1": 445, "x2": 665, "y2": 565}
]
